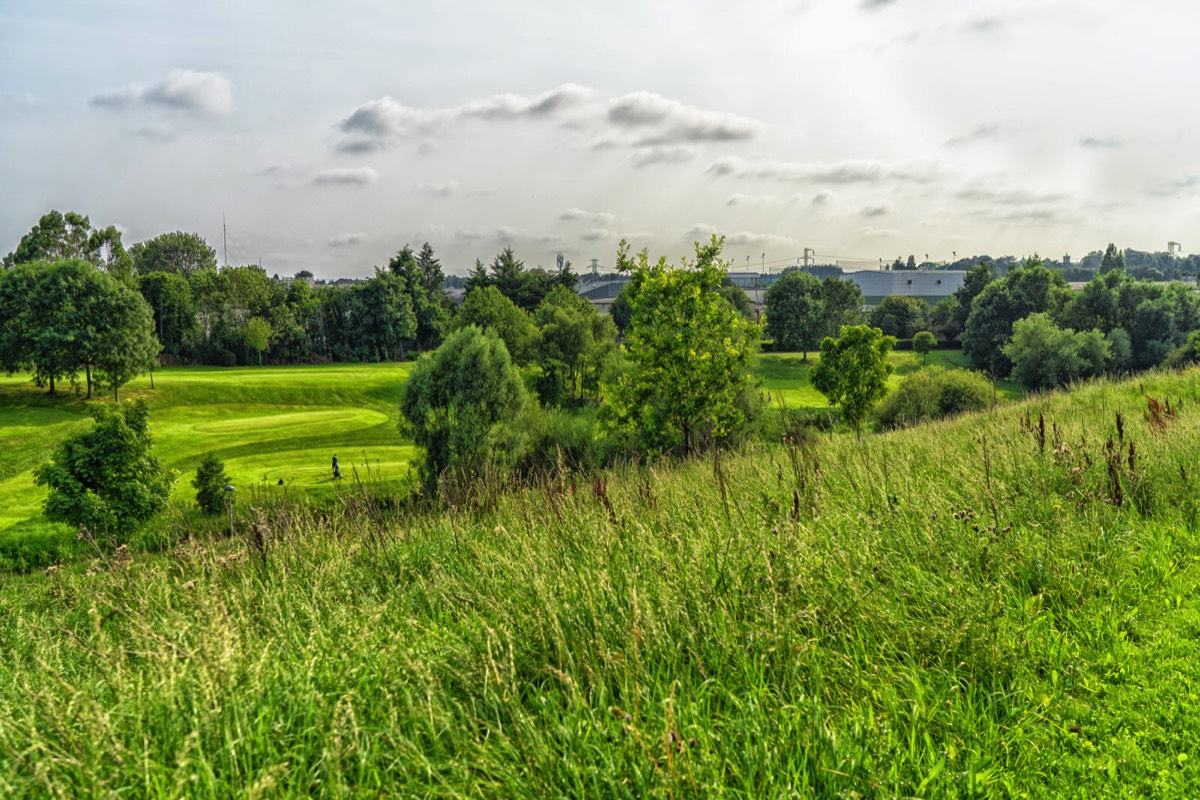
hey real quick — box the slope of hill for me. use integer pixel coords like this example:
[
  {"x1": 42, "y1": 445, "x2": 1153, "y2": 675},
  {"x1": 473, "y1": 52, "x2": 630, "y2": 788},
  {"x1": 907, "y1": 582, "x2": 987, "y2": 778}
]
[{"x1": 0, "y1": 369, "x2": 1197, "y2": 795}]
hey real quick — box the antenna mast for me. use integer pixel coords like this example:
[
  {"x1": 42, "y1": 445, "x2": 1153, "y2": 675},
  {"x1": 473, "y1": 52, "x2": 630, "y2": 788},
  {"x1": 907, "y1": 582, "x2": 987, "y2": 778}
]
[{"x1": 223, "y1": 214, "x2": 228, "y2": 268}]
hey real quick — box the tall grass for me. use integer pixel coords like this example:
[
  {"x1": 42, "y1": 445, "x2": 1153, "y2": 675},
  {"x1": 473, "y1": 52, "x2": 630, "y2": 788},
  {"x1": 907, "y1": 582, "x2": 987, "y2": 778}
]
[{"x1": 1, "y1": 370, "x2": 1199, "y2": 796}]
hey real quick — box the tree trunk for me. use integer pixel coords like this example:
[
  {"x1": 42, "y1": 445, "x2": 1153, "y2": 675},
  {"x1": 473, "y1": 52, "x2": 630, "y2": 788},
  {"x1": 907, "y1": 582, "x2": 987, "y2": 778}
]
[
  {"x1": 49, "y1": 374, "x2": 55, "y2": 395},
  {"x1": 150, "y1": 370, "x2": 155, "y2": 389},
  {"x1": 114, "y1": 385, "x2": 119, "y2": 402},
  {"x1": 86, "y1": 365, "x2": 93, "y2": 399}
]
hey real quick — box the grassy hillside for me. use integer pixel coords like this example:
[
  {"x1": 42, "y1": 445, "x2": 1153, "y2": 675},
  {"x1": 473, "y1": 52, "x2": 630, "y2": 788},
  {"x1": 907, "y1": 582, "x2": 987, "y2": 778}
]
[{"x1": 0, "y1": 369, "x2": 1197, "y2": 796}]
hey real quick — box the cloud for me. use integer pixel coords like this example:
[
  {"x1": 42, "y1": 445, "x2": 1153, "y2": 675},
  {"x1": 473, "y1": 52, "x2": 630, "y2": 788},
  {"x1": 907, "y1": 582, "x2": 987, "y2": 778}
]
[
  {"x1": 953, "y1": 186, "x2": 1065, "y2": 205},
  {"x1": 335, "y1": 84, "x2": 591, "y2": 153},
  {"x1": 608, "y1": 91, "x2": 761, "y2": 145},
  {"x1": 859, "y1": 204, "x2": 890, "y2": 217},
  {"x1": 856, "y1": 226, "x2": 903, "y2": 240},
  {"x1": 945, "y1": 123, "x2": 1005, "y2": 147},
  {"x1": 311, "y1": 167, "x2": 378, "y2": 186},
  {"x1": 860, "y1": 0, "x2": 897, "y2": 9},
  {"x1": 1080, "y1": 136, "x2": 1121, "y2": 149},
  {"x1": 811, "y1": 190, "x2": 835, "y2": 206},
  {"x1": 630, "y1": 145, "x2": 699, "y2": 168},
  {"x1": 964, "y1": 17, "x2": 1007, "y2": 35},
  {"x1": 417, "y1": 181, "x2": 460, "y2": 197},
  {"x1": 685, "y1": 223, "x2": 720, "y2": 240},
  {"x1": 725, "y1": 231, "x2": 797, "y2": 246},
  {"x1": 580, "y1": 228, "x2": 615, "y2": 241},
  {"x1": 682, "y1": 225, "x2": 794, "y2": 247},
  {"x1": 327, "y1": 233, "x2": 365, "y2": 247},
  {"x1": 131, "y1": 123, "x2": 176, "y2": 142},
  {"x1": 256, "y1": 163, "x2": 292, "y2": 176},
  {"x1": 707, "y1": 156, "x2": 938, "y2": 185},
  {"x1": 91, "y1": 69, "x2": 234, "y2": 116},
  {"x1": 726, "y1": 193, "x2": 802, "y2": 206},
  {"x1": 1148, "y1": 176, "x2": 1200, "y2": 197},
  {"x1": 560, "y1": 208, "x2": 616, "y2": 225},
  {"x1": 0, "y1": 92, "x2": 46, "y2": 110}
]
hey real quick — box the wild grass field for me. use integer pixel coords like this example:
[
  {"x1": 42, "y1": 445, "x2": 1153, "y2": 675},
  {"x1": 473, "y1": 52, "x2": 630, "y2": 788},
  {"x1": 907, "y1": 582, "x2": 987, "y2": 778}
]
[{"x1": 0, "y1": 368, "x2": 1197, "y2": 796}]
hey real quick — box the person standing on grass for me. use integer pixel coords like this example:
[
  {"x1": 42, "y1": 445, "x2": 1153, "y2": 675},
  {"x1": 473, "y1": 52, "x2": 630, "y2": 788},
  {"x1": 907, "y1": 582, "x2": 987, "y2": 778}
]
[{"x1": 332, "y1": 454, "x2": 340, "y2": 479}]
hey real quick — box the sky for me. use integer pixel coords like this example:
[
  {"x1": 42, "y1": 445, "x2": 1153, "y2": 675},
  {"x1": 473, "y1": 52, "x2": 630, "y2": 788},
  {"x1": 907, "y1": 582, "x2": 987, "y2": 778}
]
[{"x1": 1, "y1": 0, "x2": 1197, "y2": 278}]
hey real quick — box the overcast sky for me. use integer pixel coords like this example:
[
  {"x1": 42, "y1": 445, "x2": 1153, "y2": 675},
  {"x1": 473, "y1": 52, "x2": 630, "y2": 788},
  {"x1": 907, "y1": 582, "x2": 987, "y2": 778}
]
[{"x1": 2, "y1": 0, "x2": 1197, "y2": 278}]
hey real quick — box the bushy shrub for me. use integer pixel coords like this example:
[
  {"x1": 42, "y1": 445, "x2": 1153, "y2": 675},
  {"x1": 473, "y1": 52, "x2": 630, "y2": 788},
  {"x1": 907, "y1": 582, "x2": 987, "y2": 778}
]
[
  {"x1": 33, "y1": 398, "x2": 174, "y2": 537},
  {"x1": 193, "y1": 452, "x2": 230, "y2": 515},
  {"x1": 876, "y1": 366, "x2": 992, "y2": 429}
]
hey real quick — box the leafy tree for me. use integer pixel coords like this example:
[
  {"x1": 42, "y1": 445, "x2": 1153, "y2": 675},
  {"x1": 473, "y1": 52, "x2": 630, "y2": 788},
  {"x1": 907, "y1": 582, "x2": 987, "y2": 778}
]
[
  {"x1": 610, "y1": 285, "x2": 633, "y2": 333},
  {"x1": 764, "y1": 271, "x2": 825, "y2": 358},
  {"x1": 534, "y1": 285, "x2": 617, "y2": 404},
  {"x1": 34, "y1": 398, "x2": 174, "y2": 536},
  {"x1": 457, "y1": 285, "x2": 538, "y2": 365},
  {"x1": 719, "y1": 281, "x2": 756, "y2": 321},
  {"x1": 1100, "y1": 242, "x2": 1126, "y2": 274},
  {"x1": 811, "y1": 325, "x2": 896, "y2": 437},
  {"x1": 243, "y1": 317, "x2": 273, "y2": 365},
  {"x1": 4, "y1": 210, "x2": 97, "y2": 267},
  {"x1": 906, "y1": 255, "x2": 917, "y2": 271},
  {"x1": 819, "y1": 276, "x2": 864, "y2": 335},
  {"x1": 90, "y1": 281, "x2": 160, "y2": 401},
  {"x1": 930, "y1": 296, "x2": 961, "y2": 341},
  {"x1": 950, "y1": 262, "x2": 995, "y2": 335},
  {"x1": 399, "y1": 326, "x2": 527, "y2": 491},
  {"x1": 962, "y1": 261, "x2": 1070, "y2": 377},
  {"x1": 350, "y1": 270, "x2": 417, "y2": 361},
  {"x1": 1002, "y1": 313, "x2": 1109, "y2": 391},
  {"x1": 464, "y1": 259, "x2": 490, "y2": 294},
  {"x1": 130, "y1": 231, "x2": 218, "y2": 277},
  {"x1": 192, "y1": 452, "x2": 230, "y2": 515},
  {"x1": 138, "y1": 272, "x2": 198, "y2": 362},
  {"x1": 601, "y1": 236, "x2": 760, "y2": 455},
  {"x1": 913, "y1": 330, "x2": 937, "y2": 363},
  {"x1": 0, "y1": 262, "x2": 40, "y2": 375},
  {"x1": 387, "y1": 244, "x2": 449, "y2": 351},
  {"x1": 870, "y1": 295, "x2": 930, "y2": 339}
]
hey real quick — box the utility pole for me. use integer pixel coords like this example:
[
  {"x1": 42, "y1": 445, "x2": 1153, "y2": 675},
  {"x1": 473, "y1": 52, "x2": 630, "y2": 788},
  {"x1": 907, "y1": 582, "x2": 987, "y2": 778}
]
[
  {"x1": 223, "y1": 214, "x2": 228, "y2": 268},
  {"x1": 803, "y1": 248, "x2": 815, "y2": 269}
]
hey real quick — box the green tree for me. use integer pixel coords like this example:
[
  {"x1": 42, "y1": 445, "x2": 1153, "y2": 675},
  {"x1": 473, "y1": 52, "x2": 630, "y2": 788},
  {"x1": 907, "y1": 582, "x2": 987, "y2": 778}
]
[
  {"x1": 930, "y1": 296, "x2": 961, "y2": 341},
  {"x1": 876, "y1": 366, "x2": 991, "y2": 429},
  {"x1": 1002, "y1": 313, "x2": 1110, "y2": 391},
  {"x1": 811, "y1": 325, "x2": 896, "y2": 437},
  {"x1": 534, "y1": 285, "x2": 617, "y2": 404},
  {"x1": 601, "y1": 236, "x2": 760, "y2": 455},
  {"x1": 91, "y1": 281, "x2": 161, "y2": 401},
  {"x1": 33, "y1": 398, "x2": 174, "y2": 536},
  {"x1": 350, "y1": 270, "x2": 417, "y2": 361},
  {"x1": 610, "y1": 285, "x2": 633, "y2": 333},
  {"x1": 1100, "y1": 242, "x2": 1126, "y2": 274},
  {"x1": 192, "y1": 452, "x2": 230, "y2": 515},
  {"x1": 388, "y1": 244, "x2": 449, "y2": 351},
  {"x1": 764, "y1": 271, "x2": 825, "y2": 359},
  {"x1": 819, "y1": 276, "x2": 865, "y2": 336},
  {"x1": 457, "y1": 285, "x2": 538, "y2": 365},
  {"x1": 962, "y1": 261, "x2": 1070, "y2": 377},
  {"x1": 913, "y1": 330, "x2": 937, "y2": 363},
  {"x1": 950, "y1": 262, "x2": 995, "y2": 336},
  {"x1": 399, "y1": 326, "x2": 527, "y2": 491},
  {"x1": 870, "y1": 295, "x2": 930, "y2": 339},
  {"x1": 138, "y1": 271, "x2": 198, "y2": 362},
  {"x1": 130, "y1": 231, "x2": 218, "y2": 277},
  {"x1": 4, "y1": 210, "x2": 96, "y2": 267},
  {"x1": 243, "y1": 317, "x2": 273, "y2": 365}
]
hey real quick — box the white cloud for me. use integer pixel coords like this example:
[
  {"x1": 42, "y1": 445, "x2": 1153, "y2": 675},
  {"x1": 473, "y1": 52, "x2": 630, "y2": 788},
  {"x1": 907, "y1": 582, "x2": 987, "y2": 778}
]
[
  {"x1": 311, "y1": 167, "x2": 378, "y2": 186},
  {"x1": 335, "y1": 84, "x2": 591, "y2": 153},
  {"x1": 580, "y1": 228, "x2": 615, "y2": 241},
  {"x1": 726, "y1": 192, "x2": 803, "y2": 206},
  {"x1": 630, "y1": 145, "x2": 699, "y2": 168},
  {"x1": 707, "y1": 156, "x2": 940, "y2": 185},
  {"x1": 327, "y1": 232, "x2": 365, "y2": 247},
  {"x1": 859, "y1": 204, "x2": 891, "y2": 217},
  {"x1": 417, "y1": 181, "x2": 460, "y2": 197},
  {"x1": 560, "y1": 208, "x2": 617, "y2": 225},
  {"x1": 607, "y1": 91, "x2": 761, "y2": 145},
  {"x1": 91, "y1": 69, "x2": 234, "y2": 116},
  {"x1": 856, "y1": 226, "x2": 903, "y2": 240}
]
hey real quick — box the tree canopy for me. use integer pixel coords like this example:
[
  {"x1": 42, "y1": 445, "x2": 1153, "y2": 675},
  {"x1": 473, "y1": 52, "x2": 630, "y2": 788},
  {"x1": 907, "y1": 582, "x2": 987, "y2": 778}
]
[
  {"x1": 601, "y1": 236, "x2": 760, "y2": 455},
  {"x1": 811, "y1": 325, "x2": 896, "y2": 436}
]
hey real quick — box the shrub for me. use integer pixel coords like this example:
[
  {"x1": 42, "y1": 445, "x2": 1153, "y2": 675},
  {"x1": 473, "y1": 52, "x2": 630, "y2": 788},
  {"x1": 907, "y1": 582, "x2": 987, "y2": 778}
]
[
  {"x1": 876, "y1": 366, "x2": 992, "y2": 429},
  {"x1": 193, "y1": 452, "x2": 230, "y2": 515},
  {"x1": 33, "y1": 398, "x2": 174, "y2": 537}
]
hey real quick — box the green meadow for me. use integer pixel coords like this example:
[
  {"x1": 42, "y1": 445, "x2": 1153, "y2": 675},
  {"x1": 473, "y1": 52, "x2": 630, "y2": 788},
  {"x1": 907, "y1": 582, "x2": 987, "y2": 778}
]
[
  {"x1": 0, "y1": 364, "x2": 418, "y2": 556},
  {"x1": 1, "y1": 368, "x2": 1198, "y2": 796}
]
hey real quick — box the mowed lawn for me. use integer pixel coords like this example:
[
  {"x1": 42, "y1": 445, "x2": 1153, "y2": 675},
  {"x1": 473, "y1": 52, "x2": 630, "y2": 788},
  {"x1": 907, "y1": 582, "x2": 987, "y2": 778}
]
[
  {"x1": 0, "y1": 364, "x2": 417, "y2": 543},
  {"x1": 757, "y1": 348, "x2": 1025, "y2": 408}
]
